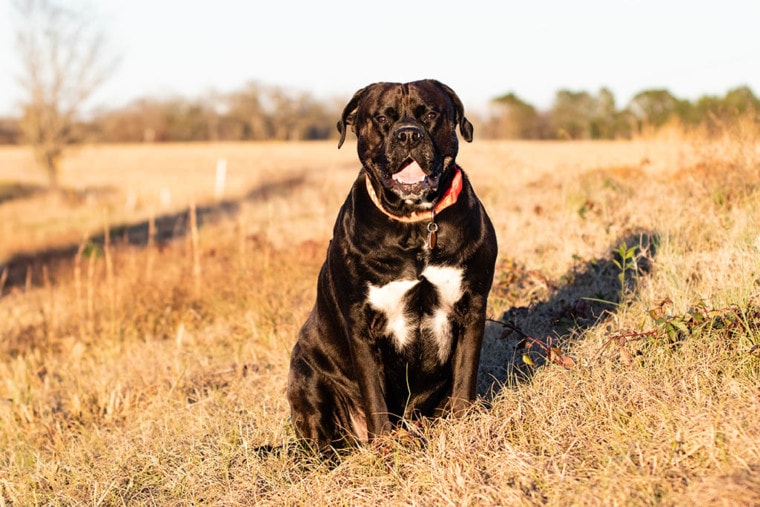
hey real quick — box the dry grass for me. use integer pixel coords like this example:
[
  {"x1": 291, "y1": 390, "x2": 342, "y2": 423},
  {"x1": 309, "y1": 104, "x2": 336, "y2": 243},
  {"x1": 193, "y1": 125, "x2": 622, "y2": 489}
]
[{"x1": 1, "y1": 131, "x2": 759, "y2": 505}]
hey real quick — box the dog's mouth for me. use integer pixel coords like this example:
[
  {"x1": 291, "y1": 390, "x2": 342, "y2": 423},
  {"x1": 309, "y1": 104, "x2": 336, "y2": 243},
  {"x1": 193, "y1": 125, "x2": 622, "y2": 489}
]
[
  {"x1": 393, "y1": 158, "x2": 426, "y2": 184},
  {"x1": 387, "y1": 158, "x2": 440, "y2": 198}
]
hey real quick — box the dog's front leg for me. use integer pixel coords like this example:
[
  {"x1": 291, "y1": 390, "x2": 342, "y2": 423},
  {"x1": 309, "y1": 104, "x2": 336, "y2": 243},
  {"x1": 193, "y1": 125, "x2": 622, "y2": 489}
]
[
  {"x1": 448, "y1": 296, "x2": 488, "y2": 415},
  {"x1": 348, "y1": 325, "x2": 392, "y2": 440}
]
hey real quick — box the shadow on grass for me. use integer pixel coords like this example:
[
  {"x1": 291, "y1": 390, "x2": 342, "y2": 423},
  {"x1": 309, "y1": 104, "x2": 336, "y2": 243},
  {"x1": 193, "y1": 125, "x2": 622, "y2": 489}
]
[
  {"x1": 477, "y1": 229, "x2": 659, "y2": 398},
  {"x1": 0, "y1": 174, "x2": 307, "y2": 294}
]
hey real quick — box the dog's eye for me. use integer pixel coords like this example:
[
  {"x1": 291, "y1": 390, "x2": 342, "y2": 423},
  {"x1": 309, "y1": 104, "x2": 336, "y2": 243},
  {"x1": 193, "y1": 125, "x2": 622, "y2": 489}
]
[
  {"x1": 425, "y1": 112, "x2": 438, "y2": 121},
  {"x1": 375, "y1": 115, "x2": 388, "y2": 124}
]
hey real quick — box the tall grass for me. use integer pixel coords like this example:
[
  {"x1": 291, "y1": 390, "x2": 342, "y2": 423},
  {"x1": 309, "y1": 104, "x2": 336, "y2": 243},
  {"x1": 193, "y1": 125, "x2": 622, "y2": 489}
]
[{"x1": 1, "y1": 131, "x2": 759, "y2": 505}]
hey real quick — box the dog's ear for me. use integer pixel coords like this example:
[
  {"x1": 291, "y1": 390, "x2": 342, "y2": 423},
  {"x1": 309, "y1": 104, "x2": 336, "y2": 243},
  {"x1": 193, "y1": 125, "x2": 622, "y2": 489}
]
[
  {"x1": 337, "y1": 85, "x2": 370, "y2": 149},
  {"x1": 431, "y1": 80, "x2": 474, "y2": 143}
]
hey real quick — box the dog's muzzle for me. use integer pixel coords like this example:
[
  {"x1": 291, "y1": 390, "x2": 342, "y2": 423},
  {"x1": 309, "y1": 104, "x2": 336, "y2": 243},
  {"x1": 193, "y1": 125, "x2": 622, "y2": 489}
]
[{"x1": 386, "y1": 123, "x2": 438, "y2": 200}]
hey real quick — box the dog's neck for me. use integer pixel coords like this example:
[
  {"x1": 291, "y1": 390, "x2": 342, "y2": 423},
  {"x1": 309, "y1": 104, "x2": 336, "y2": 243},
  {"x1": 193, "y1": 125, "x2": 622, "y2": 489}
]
[{"x1": 364, "y1": 167, "x2": 463, "y2": 223}]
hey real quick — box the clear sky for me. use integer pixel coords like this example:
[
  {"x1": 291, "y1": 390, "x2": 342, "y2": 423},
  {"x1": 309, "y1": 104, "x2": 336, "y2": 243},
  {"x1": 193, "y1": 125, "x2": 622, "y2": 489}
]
[{"x1": 1, "y1": 0, "x2": 758, "y2": 117}]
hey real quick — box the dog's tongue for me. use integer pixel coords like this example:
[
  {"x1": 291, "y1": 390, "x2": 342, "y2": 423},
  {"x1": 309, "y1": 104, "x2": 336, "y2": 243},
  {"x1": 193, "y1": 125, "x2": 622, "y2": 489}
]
[{"x1": 393, "y1": 160, "x2": 426, "y2": 184}]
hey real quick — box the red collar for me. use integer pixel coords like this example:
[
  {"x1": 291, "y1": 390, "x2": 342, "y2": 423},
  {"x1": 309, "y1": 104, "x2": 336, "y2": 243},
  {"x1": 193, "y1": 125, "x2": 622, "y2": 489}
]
[{"x1": 364, "y1": 168, "x2": 463, "y2": 223}]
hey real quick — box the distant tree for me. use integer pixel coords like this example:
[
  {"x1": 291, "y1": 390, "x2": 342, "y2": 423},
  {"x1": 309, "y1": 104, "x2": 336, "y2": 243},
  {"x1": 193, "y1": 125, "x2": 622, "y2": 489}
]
[
  {"x1": 270, "y1": 88, "x2": 300, "y2": 140},
  {"x1": 697, "y1": 86, "x2": 759, "y2": 120},
  {"x1": 589, "y1": 87, "x2": 616, "y2": 139},
  {"x1": 95, "y1": 98, "x2": 168, "y2": 142},
  {"x1": 628, "y1": 89, "x2": 682, "y2": 130},
  {"x1": 692, "y1": 95, "x2": 722, "y2": 126},
  {"x1": 490, "y1": 92, "x2": 542, "y2": 139},
  {"x1": 165, "y1": 99, "x2": 213, "y2": 142},
  {"x1": 12, "y1": 0, "x2": 116, "y2": 189},
  {"x1": 686, "y1": 86, "x2": 759, "y2": 134},
  {"x1": 551, "y1": 90, "x2": 596, "y2": 139},
  {"x1": 595, "y1": 88, "x2": 639, "y2": 139},
  {"x1": 227, "y1": 82, "x2": 270, "y2": 140},
  {"x1": 293, "y1": 94, "x2": 334, "y2": 140},
  {"x1": 266, "y1": 89, "x2": 334, "y2": 141},
  {"x1": 135, "y1": 99, "x2": 173, "y2": 142},
  {"x1": 723, "y1": 86, "x2": 760, "y2": 114}
]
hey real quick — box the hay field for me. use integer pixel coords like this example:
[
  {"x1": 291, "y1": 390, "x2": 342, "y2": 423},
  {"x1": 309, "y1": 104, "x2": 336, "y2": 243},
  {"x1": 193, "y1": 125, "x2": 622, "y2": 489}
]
[{"x1": 1, "y1": 134, "x2": 759, "y2": 505}]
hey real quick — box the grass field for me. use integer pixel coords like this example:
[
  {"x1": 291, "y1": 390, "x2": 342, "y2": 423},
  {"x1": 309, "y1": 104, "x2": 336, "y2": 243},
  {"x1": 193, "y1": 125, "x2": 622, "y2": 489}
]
[{"x1": 1, "y1": 131, "x2": 759, "y2": 505}]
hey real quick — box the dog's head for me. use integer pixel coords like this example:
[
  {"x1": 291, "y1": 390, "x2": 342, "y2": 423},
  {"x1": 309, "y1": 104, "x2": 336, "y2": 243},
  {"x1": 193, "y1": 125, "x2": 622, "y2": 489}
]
[{"x1": 337, "y1": 79, "x2": 473, "y2": 213}]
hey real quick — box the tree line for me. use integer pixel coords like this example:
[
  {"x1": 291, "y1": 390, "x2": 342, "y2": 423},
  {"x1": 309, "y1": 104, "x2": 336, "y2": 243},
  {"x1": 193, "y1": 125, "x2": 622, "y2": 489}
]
[
  {"x1": 483, "y1": 85, "x2": 759, "y2": 140},
  {"x1": 95, "y1": 83, "x2": 339, "y2": 143},
  {"x1": 2, "y1": 83, "x2": 756, "y2": 145}
]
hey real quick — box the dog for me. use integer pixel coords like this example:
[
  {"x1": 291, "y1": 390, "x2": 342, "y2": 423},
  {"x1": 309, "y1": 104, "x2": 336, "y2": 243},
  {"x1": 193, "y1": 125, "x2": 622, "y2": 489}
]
[{"x1": 287, "y1": 79, "x2": 497, "y2": 452}]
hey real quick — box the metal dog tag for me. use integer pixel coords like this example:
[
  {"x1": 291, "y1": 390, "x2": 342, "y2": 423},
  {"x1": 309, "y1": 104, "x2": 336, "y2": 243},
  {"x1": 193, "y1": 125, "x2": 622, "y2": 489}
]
[{"x1": 427, "y1": 222, "x2": 439, "y2": 249}]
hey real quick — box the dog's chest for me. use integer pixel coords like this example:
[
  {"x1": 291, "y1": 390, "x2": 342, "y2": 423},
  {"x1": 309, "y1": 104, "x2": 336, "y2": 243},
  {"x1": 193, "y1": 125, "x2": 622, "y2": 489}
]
[{"x1": 366, "y1": 265, "x2": 464, "y2": 362}]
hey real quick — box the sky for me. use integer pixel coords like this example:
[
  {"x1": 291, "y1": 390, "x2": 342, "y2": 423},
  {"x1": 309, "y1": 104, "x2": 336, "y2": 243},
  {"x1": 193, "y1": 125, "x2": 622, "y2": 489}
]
[{"x1": 1, "y1": 0, "x2": 758, "y2": 117}]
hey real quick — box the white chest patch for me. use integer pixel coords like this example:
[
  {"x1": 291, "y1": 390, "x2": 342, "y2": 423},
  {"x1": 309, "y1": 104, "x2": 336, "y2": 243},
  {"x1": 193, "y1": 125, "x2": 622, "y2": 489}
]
[
  {"x1": 367, "y1": 279, "x2": 419, "y2": 348},
  {"x1": 366, "y1": 265, "x2": 464, "y2": 362}
]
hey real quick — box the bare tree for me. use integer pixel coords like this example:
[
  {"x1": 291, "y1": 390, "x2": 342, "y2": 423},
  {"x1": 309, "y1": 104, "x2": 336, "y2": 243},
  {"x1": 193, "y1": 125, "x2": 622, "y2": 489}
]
[{"x1": 12, "y1": 0, "x2": 115, "y2": 189}]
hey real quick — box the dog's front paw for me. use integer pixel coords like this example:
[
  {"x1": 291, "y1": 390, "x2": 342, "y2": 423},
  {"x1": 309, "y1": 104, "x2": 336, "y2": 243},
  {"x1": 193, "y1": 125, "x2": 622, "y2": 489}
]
[{"x1": 371, "y1": 420, "x2": 429, "y2": 455}]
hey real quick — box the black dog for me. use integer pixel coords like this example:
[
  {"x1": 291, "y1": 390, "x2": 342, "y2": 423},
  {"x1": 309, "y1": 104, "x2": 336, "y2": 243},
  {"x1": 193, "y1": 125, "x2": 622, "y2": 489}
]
[{"x1": 287, "y1": 80, "x2": 497, "y2": 451}]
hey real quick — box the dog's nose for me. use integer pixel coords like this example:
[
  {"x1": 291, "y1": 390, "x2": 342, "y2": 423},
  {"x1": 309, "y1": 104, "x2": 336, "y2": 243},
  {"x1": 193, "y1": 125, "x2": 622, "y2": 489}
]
[{"x1": 394, "y1": 124, "x2": 424, "y2": 148}]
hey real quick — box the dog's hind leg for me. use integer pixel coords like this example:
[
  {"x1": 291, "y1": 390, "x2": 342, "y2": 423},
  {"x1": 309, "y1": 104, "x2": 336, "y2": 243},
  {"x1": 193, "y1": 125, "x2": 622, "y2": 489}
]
[{"x1": 287, "y1": 346, "x2": 340, "y2": 451}]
